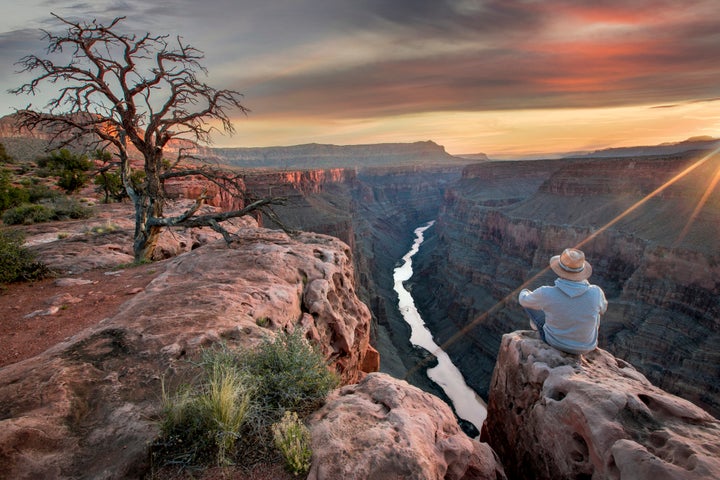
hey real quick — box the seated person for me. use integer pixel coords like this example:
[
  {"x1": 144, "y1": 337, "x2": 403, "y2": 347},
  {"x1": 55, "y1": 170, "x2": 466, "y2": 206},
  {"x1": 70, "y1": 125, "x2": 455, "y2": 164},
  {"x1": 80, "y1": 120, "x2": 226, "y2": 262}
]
[{"x1": 518, "y1": 248, "x2": 607, "y2": 355}]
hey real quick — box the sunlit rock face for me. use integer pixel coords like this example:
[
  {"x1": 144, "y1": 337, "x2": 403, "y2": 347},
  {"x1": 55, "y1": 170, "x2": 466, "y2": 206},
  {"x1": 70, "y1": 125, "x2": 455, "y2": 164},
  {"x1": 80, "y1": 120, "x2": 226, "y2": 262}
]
[
  {"x1": 209, "y1": 140, "x2": 461, "y2": 169},
  {"x1": 308, "y1": 372, "x2": 506, "y2": 480},
  {"x1": 0, "y1": 225, "x2": 374, "y2": 478},
  {"x1": 241, "y1": 161, "x2": 470, "y2": 393},
  {"x1": 483, "y1": 331, "x2": 720, "y2": 480},
  {"x1": 412, "y1": 150, "x2": 720, "y2": 416}
]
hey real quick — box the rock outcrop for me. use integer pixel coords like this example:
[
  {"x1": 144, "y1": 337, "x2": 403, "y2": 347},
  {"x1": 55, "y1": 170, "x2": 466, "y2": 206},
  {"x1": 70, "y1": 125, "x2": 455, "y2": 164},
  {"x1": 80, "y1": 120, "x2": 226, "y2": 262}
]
[
  {"x1": 483, "y1": 331, "x2": 720, "y2": 480},
  {"x1": 412, "y1": 150, "x2": 720, "y2": 416},
  {"x1": 0, "y1": 224, "x2": 375, "y2": 478},
  {"x1": 308, "y1": 372, "x2": 505, "y2": 480}
]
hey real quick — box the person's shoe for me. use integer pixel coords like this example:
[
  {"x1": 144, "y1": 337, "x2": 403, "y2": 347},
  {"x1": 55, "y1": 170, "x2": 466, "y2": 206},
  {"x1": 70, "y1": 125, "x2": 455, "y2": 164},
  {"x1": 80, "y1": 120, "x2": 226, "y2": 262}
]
[{"x1": 529, "y1": 319, "x2": 538, "y2": 331}]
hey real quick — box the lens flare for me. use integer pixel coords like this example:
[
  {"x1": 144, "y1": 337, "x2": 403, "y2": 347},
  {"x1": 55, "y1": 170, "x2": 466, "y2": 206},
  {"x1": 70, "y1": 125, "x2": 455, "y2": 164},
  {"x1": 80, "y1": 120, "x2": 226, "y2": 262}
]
[
  {"x1": 673, "y1": 152, "x2": 720, "y2": 247},
  {"x1": 405, "y1": 145, "x2": 720, "y2": 381}
]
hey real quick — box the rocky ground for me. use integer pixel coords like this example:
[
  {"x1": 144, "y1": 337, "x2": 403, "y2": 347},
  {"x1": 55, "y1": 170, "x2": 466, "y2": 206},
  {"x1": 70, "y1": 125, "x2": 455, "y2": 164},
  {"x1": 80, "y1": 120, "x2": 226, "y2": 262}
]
[
  {"x1": 0, "y1": 261, "x2": 160, "y2": 368},
  {"x1": 0, "y1": 204, "x2": 297, "y2": 479}
]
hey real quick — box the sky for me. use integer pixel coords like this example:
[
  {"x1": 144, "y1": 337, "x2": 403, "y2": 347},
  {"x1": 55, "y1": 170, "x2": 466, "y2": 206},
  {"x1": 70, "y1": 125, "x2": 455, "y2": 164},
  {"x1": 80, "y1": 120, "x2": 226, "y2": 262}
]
[{"x1": 0, "y1": 0, "x2": 719, "y2": 158}]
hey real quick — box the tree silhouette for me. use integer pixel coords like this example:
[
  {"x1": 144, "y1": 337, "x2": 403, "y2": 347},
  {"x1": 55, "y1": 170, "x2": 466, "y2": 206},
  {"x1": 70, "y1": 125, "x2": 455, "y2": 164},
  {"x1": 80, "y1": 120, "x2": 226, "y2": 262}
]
[{"x1": 11, "y1": 14, "x2": 283, "y2": 260}]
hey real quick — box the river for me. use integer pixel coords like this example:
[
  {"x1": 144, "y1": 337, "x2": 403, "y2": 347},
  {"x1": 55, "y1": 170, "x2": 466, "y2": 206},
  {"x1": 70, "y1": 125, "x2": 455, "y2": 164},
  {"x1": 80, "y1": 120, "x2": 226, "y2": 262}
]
[{"x1": 393, "y1": 221, "x2": 487, "y2": 432}]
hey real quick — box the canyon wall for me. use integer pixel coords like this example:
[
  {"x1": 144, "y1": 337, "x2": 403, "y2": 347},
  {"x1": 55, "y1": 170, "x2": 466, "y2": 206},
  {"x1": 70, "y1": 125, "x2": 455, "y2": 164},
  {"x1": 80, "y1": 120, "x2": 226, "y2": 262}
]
[
  {"x1": 412, "y1": 149, "x2": 720, "y2": 417},
  {"x1": 240, "y1": 163, "x2": 471, "y2": 398}
]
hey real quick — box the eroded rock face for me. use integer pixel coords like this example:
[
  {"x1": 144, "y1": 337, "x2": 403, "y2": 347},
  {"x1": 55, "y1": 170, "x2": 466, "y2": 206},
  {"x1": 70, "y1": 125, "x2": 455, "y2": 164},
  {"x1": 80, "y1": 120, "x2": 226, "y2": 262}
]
[
  {"x1": 0, "y1": 226, "x2": 374, "y2": 478},
  {"x1": 483, "y1": 331, "x2": 720, "y2": 480},
  {"x1": 308, "y1": 372, "x2": 506, "y2": 480},
  {"x1": 412, "y1": 151, "x2": 720, "y2": 417}
]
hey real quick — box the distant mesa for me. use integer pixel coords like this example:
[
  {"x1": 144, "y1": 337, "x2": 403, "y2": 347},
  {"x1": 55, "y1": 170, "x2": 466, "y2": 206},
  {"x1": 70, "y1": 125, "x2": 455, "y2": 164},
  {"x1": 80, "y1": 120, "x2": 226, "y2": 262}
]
[
  {"x1": 576, "y1": 136, "x2": 720, "y2": 159},
  {"x1": 206, "y1": 140, "x2": 474, "y2": 169}
]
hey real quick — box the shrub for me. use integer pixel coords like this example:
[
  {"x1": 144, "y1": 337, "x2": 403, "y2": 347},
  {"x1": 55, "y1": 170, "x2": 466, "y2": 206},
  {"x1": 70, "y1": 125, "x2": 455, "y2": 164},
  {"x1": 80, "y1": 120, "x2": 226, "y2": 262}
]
[
  {"x1": 272, "y1": 411, "x2": 312, "y2": 476},
  {"x1": 237, "y1": 330, "x2": 339, "y2": 414},
  {"x1": 58, "y1": 169, "x2": 88, "y2": 193},
  {"x1": 1, "y1": 198, "x2": 92, "y2": 225},
  {"x1": 38, "y1": 148, "x2": 92, "y2": 173},
  {"x1": 0, "y1": 143, "x2": 13, "y2": 164},
  {"x1": 22, "y1": 181, "x2": 60, "y2": 203},
  {"x1": 158, "y1": 360, "x2": 253, "y2": 467},
  {"x1": 50, "y1": 197, "x2": 93, "y2": 220},
  {"x1": 94, "y1": 171, "x2": 125, "y2": 203},
  {"x1": 2, "y1": 204, "x2": 54, "y2": 225},
  {"x1": 37, "y1": 149, "x2": 92, "y2": 192},
  {"x1": 0, "y1": 169, "x2": 30, "y2": 211},
  {"x1": 0, "y1": 230, "x2": 50, "y2": 283},
  {"x1": 154, "y1": 331, "x2": 338, "y2": 471}
]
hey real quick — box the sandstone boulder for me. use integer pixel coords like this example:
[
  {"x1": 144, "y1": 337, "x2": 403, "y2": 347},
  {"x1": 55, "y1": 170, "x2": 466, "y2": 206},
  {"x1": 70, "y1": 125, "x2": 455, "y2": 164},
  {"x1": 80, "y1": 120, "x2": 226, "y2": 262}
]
[
  {"x1": 308, "y1": 372, "x2": 506, "y2": 480},
  {"x1": 483, "y1": 331, "x2": 720, "y2": 480},
  {"x1": 0, "y1": 226, "x2": 374, "y2": 478}
]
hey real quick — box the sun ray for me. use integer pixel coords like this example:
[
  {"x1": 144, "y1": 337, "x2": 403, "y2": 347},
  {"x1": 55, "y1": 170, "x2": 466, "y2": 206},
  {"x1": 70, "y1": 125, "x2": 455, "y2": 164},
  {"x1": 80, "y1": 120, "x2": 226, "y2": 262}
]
[
  {"x1": 673, "y1": 154, "x2": 720, "y2": 246},
  {"x1": 405, "y1": 145, "x2": 720, "y2": 381}
]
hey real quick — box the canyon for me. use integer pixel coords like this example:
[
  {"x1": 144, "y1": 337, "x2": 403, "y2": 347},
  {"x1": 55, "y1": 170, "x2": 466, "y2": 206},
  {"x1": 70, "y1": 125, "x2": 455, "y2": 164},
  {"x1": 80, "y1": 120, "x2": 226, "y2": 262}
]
[
  {"x1": 2, "y1": 122, "x2": 719, "y2": 477},
  {"x1": 216, "y1": 139, "x2": 719, "y2": 422}
]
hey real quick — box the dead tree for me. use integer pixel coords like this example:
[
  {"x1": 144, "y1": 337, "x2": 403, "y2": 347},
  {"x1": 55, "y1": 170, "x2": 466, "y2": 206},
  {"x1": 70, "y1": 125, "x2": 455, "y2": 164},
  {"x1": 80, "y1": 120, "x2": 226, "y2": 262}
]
[{"x1": 11, "y1": 14, "x2": 284, "y2": 260}]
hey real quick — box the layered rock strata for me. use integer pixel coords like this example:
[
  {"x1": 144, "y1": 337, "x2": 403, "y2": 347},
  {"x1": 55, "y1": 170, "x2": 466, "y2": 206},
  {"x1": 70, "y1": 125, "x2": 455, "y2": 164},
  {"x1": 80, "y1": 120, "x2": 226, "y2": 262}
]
[
  {"x1": 413, "y1": 151, "x2": 720, "y2": 416},
  {"x1": 242, "y1": 163, "x2": 469, "y2": 397},
  {"x1": 483, "y1": 331, "x2": 720, "y2": 480},
  {"x1": 0, "y1": 224, "x2": 375, "y2": 478}
]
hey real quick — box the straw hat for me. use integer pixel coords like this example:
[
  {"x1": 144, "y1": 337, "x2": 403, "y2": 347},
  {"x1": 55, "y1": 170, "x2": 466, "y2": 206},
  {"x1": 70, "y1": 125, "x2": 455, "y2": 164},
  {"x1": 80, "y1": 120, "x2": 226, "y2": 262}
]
[{"x1": 549, "y1": 248, "x2": 592, "y2": 281}]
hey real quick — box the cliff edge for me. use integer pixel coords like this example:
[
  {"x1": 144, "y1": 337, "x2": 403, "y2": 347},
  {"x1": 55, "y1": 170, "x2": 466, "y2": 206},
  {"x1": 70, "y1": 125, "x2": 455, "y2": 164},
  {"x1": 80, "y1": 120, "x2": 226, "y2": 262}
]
[
  {"x1": 483, "y1": 331, "x2": 720, "y2": 480},
  {"x1": 0, "y1": 225, "x2": 375, "y2": 478}
]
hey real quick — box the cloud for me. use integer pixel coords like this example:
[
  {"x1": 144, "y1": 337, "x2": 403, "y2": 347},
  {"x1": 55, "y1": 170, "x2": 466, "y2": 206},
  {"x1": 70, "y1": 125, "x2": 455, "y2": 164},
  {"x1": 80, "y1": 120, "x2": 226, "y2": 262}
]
[{"x1": 2, "y1": 0, "x2": 719, "y2": 152}]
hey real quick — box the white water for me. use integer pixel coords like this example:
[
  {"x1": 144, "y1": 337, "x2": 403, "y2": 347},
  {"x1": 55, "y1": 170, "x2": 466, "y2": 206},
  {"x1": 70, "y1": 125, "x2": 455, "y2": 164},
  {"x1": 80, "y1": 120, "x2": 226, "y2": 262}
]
[{"x1": 393, "y1": 221, "x2": 487, "y2": 432}]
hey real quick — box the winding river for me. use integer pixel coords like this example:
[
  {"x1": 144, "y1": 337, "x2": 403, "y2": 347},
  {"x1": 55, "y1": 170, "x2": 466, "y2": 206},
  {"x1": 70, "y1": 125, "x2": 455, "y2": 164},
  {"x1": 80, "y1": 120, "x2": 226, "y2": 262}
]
[{"x1": 393, "y1": 221, "x2": 487, "y2": 432}]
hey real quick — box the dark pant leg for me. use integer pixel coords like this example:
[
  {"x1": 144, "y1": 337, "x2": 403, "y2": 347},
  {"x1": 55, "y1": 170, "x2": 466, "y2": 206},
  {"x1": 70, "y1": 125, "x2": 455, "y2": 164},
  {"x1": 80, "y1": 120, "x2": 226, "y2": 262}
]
[{"x1": 524, "y1": 307, "x2": 547, "y2": 343}]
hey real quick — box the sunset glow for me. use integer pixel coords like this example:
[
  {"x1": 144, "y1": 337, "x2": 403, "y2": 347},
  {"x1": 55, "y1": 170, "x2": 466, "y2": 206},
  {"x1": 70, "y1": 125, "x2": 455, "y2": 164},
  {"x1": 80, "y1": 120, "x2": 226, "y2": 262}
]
[{"x1": 1, "y1": 0, "x2": 719, "y2": 158}]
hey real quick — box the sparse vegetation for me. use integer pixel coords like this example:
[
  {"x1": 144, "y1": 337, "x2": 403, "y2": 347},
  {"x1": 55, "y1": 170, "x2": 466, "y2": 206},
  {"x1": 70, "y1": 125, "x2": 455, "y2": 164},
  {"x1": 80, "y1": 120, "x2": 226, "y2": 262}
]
[
  {"x1": 0, "y1": 230, "x2": 51, "y2": 283},
  {"x1": 153, "y1": 330, "x2": 338, "y2": 473},
  {"x1": 0, "y1": 143, "x2": 14, "y2": 164},
  {"x1": 0, "y1": 169, "x2": 30, "y2": 211},
  {"x1": 157, "y1": 362, "x2": 253, "y2": 467},
  {"x1": 272, "y1": 411, "x2": 313, "y2": 476},
  {"x1": 37, "y1": 149, "x2": 92, "y2": 193},
  {"x1": 2, "y1": 197, "x2": 92, "y2": 225},
  {"x1": 84, "y1": 222, "x2": 120, "y2": 235}
]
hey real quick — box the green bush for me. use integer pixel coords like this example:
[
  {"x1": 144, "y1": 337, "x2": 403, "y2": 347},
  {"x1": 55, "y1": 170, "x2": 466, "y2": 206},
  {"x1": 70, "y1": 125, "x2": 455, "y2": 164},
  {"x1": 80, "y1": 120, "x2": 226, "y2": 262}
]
[
  {"x1": 58, "y1": 169, "x2": 88, "y2": 193},
  {"x1": 2, "y1": 198, "x2": 92, "y2": 225},
  {"x1": 154, "y1": 331, "x2": 338, "y2": 471},
  {"x1": 272, "y1": 411, "x2": 312, "y2": 476},
  {"x1": 0, "y1": 143, "x2": 14, "y2": 164},
  {"x1": 238, "y1": 330, "x2": 339, "y2": 414},
  {"x1": 0, "y1": 230, "x2": 50, "y2": 283},
  {"x1": 49, "y1": 197, "x2": 93, "y2": 220},
  {"x1": 2, "y1": 204, "x2": 54, "y2": 225},
  {"x1": 37, "y1": 149, "x2": 92, "y2": 193},
  {"x1": 0, "y1": 169, "x2": 30, "y2": 211},
  {"x1": 22, "y1": 181, "x2": 60, "y2": 203},
  {"x1": 94, "y1": 171, "x2": 125, "y2": 203},
  {"x1": 38, "y1": 148, "x2": 92, "y2": 173}
]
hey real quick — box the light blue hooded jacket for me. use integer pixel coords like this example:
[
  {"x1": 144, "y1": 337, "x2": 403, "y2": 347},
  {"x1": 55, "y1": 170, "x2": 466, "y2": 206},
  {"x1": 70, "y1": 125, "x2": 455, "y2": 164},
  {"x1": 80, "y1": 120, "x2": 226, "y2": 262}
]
[{"x1": 519, "y1": 278, "x2": 607, "y2": 354}]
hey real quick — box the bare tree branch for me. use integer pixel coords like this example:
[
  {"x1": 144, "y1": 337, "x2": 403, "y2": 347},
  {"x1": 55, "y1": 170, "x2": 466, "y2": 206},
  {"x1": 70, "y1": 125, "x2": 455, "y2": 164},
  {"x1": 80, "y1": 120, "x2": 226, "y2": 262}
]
[{"x1": 11, "y1": 15, "x2": 274, "y2": 261}]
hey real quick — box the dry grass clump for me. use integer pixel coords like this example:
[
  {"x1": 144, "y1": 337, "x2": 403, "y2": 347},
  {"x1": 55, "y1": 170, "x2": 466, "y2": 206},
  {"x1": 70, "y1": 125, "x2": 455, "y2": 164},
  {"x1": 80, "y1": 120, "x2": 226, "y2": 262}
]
[{"x1": 151, "y1": 330, "x2": 338, "y2": 476}]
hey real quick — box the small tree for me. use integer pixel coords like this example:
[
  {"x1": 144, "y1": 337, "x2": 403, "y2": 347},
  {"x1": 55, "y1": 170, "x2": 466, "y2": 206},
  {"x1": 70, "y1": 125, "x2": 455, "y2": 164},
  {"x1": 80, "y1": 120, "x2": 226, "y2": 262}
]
[
  {"x1": 0, "y1": 143, "x2": 14, "y2": 164},
  {"x1": 11, "y1": 15, "x2": 284, "y2": 261},
  {"x1": 38, "y1": 149, "x2": 92, "y2": 193},
  {"x1": 93, "y1": 149, "x2": 124, "y2": 202},
  {"x1": 0, "y1": 169, "x2": 30, "y2": 211}
]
